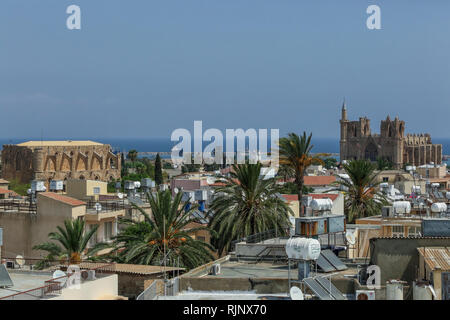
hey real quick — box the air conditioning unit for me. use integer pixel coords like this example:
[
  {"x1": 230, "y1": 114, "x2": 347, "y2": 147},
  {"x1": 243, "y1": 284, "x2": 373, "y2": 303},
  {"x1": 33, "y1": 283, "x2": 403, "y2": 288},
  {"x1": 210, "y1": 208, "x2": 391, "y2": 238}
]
[
  {"x1": 81, "y1": 270, "x2": 96, "y2": 281},
  {"x1": 209, "y1": 264, "x2": 221, "y2": 275},
  {"x1": 355, "y1": 290, "x2": 375, "y2": 300},
  {"x1": 5, "y1": 261, "x2": 15, "y2": 269},
  {"x1": 382, "y1": 206, "x2": 394, "y2": 218}
]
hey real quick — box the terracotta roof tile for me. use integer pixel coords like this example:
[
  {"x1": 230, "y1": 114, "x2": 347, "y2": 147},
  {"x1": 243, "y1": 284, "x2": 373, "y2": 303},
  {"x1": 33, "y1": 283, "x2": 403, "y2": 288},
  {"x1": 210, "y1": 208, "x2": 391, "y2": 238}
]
[
  {"x1": 309, "y1": 193, "x2": 339, "y2": 201},
  {"x1": 281, "y1": 194, "x2": 298, "y2": 202},
  {"x1": 39, "y1": 192, "x2": 86, "y2": 206},
  {"x1": 303, "y1": 176, "x2": 336, "y2": 186},
  {"x1": 0, "y1": 188, "x2": 12, "y2": 194},
  {"x1": 54, "y1": 262, "x2": 184, "y2": 275}
]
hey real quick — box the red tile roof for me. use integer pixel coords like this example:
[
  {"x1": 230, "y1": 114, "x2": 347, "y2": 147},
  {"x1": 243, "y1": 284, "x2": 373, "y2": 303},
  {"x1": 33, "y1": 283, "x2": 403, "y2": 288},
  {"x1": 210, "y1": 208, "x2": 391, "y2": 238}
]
[
  {"x1": 281, "y1": 194, "x2": 299, "y2": 202},
  {"x1": 39, "y1": 192, "x2": 86, "y2": 206},
  {"x1": 0, "y1": 188, "x2": 12, "y2": 194},
  {"x1": 309, "y1": 193, "x2": 339, "y2": 202},
  {"x1": 303, "y1": 176, "x2": 336, "y2": 186}
]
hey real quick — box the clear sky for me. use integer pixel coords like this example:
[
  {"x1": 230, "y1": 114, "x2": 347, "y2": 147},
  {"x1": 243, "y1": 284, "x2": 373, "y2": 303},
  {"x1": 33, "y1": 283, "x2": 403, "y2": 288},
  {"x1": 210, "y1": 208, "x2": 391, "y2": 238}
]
[{"x1": 0, "y1": 0, "x2": 449, "y2": 139}]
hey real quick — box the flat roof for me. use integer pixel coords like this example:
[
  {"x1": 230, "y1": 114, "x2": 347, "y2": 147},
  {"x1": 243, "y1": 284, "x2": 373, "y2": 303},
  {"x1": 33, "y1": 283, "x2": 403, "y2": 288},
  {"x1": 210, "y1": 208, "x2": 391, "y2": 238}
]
[
  {"x1": 0, "y1": 271, "x2": 52, "y2": 299},
  {"x1": 157, "y1": 292, "x2": 290, "y2": 300},
  {"x1": 17, "y1": 140, "x2": 103, "y2": 147}
]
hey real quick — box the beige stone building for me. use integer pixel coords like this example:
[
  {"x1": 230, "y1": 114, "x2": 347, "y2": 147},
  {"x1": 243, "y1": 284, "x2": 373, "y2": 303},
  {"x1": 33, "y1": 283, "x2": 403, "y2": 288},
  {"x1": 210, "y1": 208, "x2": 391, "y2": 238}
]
[
  {"x1": 1, "y1": 140, "x2": 121, "y2": 188},
  {"x1": 340, "y1": 103, "x2": 442, "y2": 169},
  {"x1": 0, "y1": 192, "x2": 125, "y2": 259}
]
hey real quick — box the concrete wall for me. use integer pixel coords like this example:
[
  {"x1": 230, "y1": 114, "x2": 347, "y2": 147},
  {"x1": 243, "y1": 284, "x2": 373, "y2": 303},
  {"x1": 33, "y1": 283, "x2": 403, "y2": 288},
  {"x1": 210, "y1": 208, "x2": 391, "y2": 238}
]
[
  {"x1": 66, "y1": 179, "x2": 107, "y2": 201},
  {"x1": 369, "y1": 237, "x2": 450, "y2": 286},
  {"x1": 50, "y1": 274, "x2": 118, "y2": 300}
]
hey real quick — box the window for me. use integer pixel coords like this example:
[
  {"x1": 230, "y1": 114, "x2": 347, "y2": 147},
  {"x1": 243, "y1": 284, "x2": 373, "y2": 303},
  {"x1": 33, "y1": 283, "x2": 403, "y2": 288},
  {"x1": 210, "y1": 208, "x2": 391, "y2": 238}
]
[
  {"x1": 104, "y1": 221, "x2": 113, "y2": 241},
  {"x1": 392, "y1": 225, "x2": 404, "y2": 237},
  {"x1": 383, "y1": 177, "x2": 389, "y2": 182},
  {"x1": 93, "y1": 187, "x2": 100, "y2": 194},
  {"x1": 197, "y1": 236, "x2": 206, "y2": 242},
  {"x1": 408, "y1": 226, "x2": 421, "y2": 237}
]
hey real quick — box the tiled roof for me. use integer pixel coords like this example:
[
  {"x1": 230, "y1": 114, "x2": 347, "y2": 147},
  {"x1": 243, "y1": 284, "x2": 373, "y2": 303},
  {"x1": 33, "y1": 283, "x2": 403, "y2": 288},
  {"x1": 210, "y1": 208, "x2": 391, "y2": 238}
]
[
  {"x1": 309, "y1": 193, "x2": 339, "y2": 201},
  {"x1": 39, "y1": 192, "x2": 86, "y2": 206},
  {"x1": 0, "y1": 188, "x2": 12, "y2": 194},
  {"x1": 281, "y1": 194, "x2": 298, "y2": 202},
  {"x1": 303, "y1": 176, "x2": 336, "y2": 186},
  {"x1": 417, "y1": 247, "x2": 450, "y2": 271},
  {"x1": 0, "y1": 179, "x2": 9, "y2": 184}
]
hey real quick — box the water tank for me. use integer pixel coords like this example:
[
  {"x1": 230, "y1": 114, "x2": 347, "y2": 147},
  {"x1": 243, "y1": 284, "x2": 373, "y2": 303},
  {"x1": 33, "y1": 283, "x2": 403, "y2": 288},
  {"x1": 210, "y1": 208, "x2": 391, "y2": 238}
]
[
  {"x1": 411, "y1": 185, "x2": 421, "y2": 193},
  {"x1": 379, "y1": 182, "x2": 388, "y2": 188},
  {"x1": 431, "y1": 183, "x2": 440, "y2": 188},
  {"x1": 310, "y1": 198, "x2": 333, "y2": 211},
  {"x1": 50, "y1": 180, "x2": 63, "y2": 191},
  {"x1": 405, "y1": 166, "x2": 413, "y2": 171},
  {"x1": 134, "y1": 181, "x2": 141, "y2": 189},
  {"x1": 413, "y1": 281, "x2": 433, "y2": 300},
  {"x1": 141, "y1": 178, "x2": 154, "y2": 188},
  {"x1": 194, "y1": 189, "x2": 208, "y2": 201},
  {"x1": 431, "y1": 202, "x2": 447, "y2": 213},
  {"x1": 285, "y1": 237, "x2": 321, "y2": 260},
  {"x1": 124, "y1": 181, "x2": 135, "y2": 190},
  {"x1": 386, "y1": 280, "x2": 404, "y2": 300},
  {"x1": 31, "y1": 180, "x2": 46, "y2": 192},
  {"x1": 392, "y1": 201, "x2": 411, "y2": 214}
]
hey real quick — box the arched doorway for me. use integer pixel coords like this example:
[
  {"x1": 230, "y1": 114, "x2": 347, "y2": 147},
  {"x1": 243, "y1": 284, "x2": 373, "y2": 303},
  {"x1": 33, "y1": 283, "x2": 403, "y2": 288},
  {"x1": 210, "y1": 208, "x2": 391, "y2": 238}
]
[{"x1": 364, "y1": 142, "x2": 378, "y2": 161}]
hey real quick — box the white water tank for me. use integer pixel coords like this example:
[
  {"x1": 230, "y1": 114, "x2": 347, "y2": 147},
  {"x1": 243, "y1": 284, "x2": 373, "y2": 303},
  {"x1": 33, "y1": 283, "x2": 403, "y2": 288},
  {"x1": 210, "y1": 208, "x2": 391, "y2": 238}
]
[
  {"x1": 386, "y1": 280, "x2": 404, "y2": 300},
  {"x1": 379, "y1": 182, "x2": 388, "y2": 188},
  {"x1": 285, "y1": 237, "x2": 321, "y2": 261},
  {"x1": 431, "y1": 183, "x2": 440, "y2": 188},
  {"x1": 392, "y1": 201, "x2": 411, "y2": 214},
  {"x1": 411, "y1": 185, "x2": 421, "y2": 193},
  {"x1": 405, "y1": 165, "x2": 413, "y2": 171},
  {"x1": 310, "y1": 198, "x2": 333, "y2": 211},
  {"x1": 413, "y1": 282, "x2": 434, "y2": 300},
  {"x1": 431, "y1": 202, "x2": 447, "y2": 213}
]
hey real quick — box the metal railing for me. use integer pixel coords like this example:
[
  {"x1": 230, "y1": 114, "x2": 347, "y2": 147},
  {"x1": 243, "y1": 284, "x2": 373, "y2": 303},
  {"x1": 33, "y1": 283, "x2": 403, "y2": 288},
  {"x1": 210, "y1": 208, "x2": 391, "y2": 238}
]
[
  {"x1": 86, "y1": 200, "x2": 126, "y2": 212},
  {"x1": 0, "y1": 199, "x2": 36, "y2": 213},
  {"x1": 230, "y1": 227, "x2": 290, "y2": 251}
]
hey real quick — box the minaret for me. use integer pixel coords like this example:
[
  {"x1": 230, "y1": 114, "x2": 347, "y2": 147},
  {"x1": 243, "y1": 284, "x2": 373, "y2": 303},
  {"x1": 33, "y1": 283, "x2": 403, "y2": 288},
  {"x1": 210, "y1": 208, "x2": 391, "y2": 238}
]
[{"x1": 340, "y1": 99, "x2": 348, "y2": 162}]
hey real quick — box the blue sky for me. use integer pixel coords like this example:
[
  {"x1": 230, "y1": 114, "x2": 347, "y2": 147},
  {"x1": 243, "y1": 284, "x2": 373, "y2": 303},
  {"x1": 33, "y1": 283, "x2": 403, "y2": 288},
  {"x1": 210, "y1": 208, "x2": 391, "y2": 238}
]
[{"x1": 0, "y1": 0, "x2": 449, "y2": 139}]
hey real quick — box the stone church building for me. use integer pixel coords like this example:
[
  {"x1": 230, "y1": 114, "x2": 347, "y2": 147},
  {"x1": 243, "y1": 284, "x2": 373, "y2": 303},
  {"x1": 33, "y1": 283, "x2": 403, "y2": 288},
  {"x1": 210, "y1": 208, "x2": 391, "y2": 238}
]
[
  {"x1": 1, "y1": 140, "x2": 121, "y2": 187},
  {"x1": 340, "y1": 103, "x2": 442, "y2": 169}
]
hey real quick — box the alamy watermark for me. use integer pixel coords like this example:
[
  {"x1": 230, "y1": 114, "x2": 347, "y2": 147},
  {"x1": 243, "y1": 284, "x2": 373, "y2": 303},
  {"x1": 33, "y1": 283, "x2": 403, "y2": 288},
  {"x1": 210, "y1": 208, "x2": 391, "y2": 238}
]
[{"x1": 170, "y1": 121, "x2": 279, "y2": 169}]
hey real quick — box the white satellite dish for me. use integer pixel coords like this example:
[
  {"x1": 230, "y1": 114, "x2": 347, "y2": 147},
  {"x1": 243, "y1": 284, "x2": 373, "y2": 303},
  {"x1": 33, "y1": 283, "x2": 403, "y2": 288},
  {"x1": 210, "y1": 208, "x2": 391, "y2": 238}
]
[
  {"x1": 290, "y1": 286, "x2": 304, "y2": 300},
  {"x1": 94, "y1": 203, "x2": 102, "y2": 212},
  {"x1": 345, "y1": 230, "x2": 356, "y2": 245},
  {"x1": 174, "y1": 187, "x2": 179, "y2": 194},
  {"x1": 206, "y1": 177, "x2": 215, "y2": 185},
  {"x1": 27, "y1": 188, "x2": 32, "y2": 194},
  {"x1": 15, "y1": 255, "x2": 25, "y2": 267},
  {"x1": 117, "y1": 193, "x2": 124, "y2": 199},
  {"x1": 52, "y1": 270, "x2": 67, "y2": 285}
]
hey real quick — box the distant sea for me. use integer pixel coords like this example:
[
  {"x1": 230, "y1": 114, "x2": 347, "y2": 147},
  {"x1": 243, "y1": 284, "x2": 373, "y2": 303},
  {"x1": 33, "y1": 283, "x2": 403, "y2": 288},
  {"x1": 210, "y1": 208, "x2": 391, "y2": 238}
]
[{"x1": 1, "y1": 137, "x2": 450, "y2": 164}]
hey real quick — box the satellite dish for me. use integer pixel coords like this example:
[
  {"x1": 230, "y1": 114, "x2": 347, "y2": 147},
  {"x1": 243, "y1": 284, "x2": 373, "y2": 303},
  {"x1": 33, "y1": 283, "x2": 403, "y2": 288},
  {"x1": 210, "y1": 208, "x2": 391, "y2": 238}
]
[
  {"x1": 52, "y1": 270, "x2": 67, "y2": 286},
  {"x1": 117, "y1": 193, "x2": 123, "y2": 199},
  {"x1": 15, "y1": 255, "x2": 25, "y2": 267},
  {"x1": 94, "y1": 203, "x2": 102, "y2": 212},
  {"x1": 174, "y1": 188, "x2": 179, "y2": 194},
  {"x1": 345, "y1": 230, "x2": 356, "y2": 245},
  {"x1": 206, "y1": 177, "x2": 215, "y2": 185},
  {"x1": 290, "y1": 286, "x2": 304, "y2": 300},
  {"x1": 27, "y1": 188, "x2": 32, "y2": 194}
]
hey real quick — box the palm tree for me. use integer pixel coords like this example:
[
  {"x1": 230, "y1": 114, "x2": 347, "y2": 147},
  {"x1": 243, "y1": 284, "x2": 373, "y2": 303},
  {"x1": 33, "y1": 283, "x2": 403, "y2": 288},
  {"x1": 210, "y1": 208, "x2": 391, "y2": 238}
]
[
  {"x1": 127, "y1": 149, "x2": 138, "y2": 163},
  {"x1": 333, "y1": 159, "x2": 387, "y2": 222},
  {"x1": 109, "y1": 190, "x2": 214, "y2": 269},
  {"x1": 278, "y1": 132, "x2": 326, "y2": 202},
  {"x1": 33, "y1": 219, "x2": 101, "y2": 269},
  {"x1": 208, "y1": 162, "x2": 292, "y2": 255}
]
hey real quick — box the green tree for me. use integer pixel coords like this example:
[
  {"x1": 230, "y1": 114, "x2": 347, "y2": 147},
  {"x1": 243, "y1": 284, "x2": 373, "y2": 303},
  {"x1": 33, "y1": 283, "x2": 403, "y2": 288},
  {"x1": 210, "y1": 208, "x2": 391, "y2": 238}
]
[
  {"x1": 108, "y1": 190, "x2": 214, "y2": 269},
  {"x1": 279, "y1": 132, "x2": 326, "y2": 202},
  {"x1": 127, "y1": 149, "x2": 138, "y2": 163},
  {"x1": 322, "y1": 157, "x2": 338, "y2": 169},
  {"x1": 154, "y1": 153, "x2": 163, "y2": 185},
  {"x1": 33, "y1": 219, "x2": 102, "y2": 269},
  {"x1": 332, "y1": 159, "x2": 387, "y2": 223},
  {"x1": 376, "y1": 157, "x2": 393, "y2": 171},
  {"x1": 209, "y1": 162, "x2": 292, "y2": 255}
]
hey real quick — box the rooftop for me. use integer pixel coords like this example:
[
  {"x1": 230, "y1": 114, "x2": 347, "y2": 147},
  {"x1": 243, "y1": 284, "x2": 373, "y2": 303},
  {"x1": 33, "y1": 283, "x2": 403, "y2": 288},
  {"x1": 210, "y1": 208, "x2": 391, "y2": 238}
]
[
  {"x1": 39, "y1": 192, "x2": 86, "y2": 207},
  {"x1": 0, "y1": 271, "x2": 53, "y2": 299},
  {"x1": 303, "y1": 176, "x2": 336, "y2": 186},
  {"x1": 16, "y1": 140, "x2": 103, "y2": 147},
  {"x1": 418, "y1": 247, "x2": 450, "y2": 271},
  {"x1": 52, "y1": 262, "x2": 184, "y2": 276}
]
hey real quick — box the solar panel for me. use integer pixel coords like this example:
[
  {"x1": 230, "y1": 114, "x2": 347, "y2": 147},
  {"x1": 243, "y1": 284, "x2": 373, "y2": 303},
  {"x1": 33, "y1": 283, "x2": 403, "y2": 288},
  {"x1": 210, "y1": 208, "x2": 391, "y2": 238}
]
[
  {"x1": 0, "y1": 264, "x2": 13, "y2": 288},
  {"x1": 316, "y1": 254, "x2": 336, "y2": 272},
  {"x1": 316, "y1": 276, "x2": 347, "y2": 300},
  {"x1": 321, "y1": 249, "x2": 348, "y2": 271},
  {"x1": 303, "y1": 277, "x2": 333, "y2": 300}
]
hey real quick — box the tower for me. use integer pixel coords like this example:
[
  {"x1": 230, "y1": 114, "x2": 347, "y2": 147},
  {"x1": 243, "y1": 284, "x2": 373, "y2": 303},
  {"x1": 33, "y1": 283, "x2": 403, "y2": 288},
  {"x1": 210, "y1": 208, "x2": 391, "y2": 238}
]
[{"x1": 339, "y1": 100, "x2": 348, "y2": 162}]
